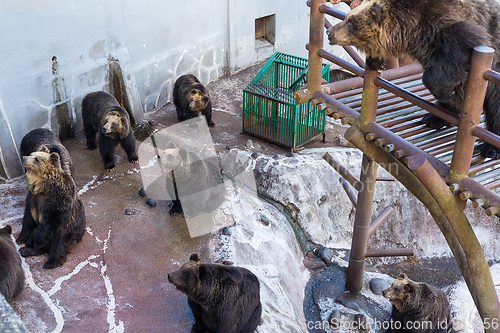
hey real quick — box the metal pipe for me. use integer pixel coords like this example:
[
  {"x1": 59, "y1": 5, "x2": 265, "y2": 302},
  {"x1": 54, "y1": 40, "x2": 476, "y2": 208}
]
[
  {"x1": 368, "y1": 205, "x2": 394, "y2": 237},
  {"x1": 380, "y1": 111, "x2": 428, "y2": 128},
  {"x1": 340, "y1": 177, "x2": 358, "y2": 207},
  {"x1": 407, "y1": 154, "x2": 500, "y2": 325},
  {"x1": 484, "y1": 68, "x2": 500, "y2": 86},
  {"x1": 346, "y1": 154, "x2": 378, "y2": 292},
  {"x1": 450, "y1": 47, "x2": 494, "y2": 181},
  {"x1": 365, "y1": 248, "x2": 414, "y2": 257},
  {"x1": 471, "y1": 126, "x2": 500, "y2": 151},
  {"x1": 307, "y1": 0, "x2": 326, "y2": 95},
  {"x1": 374, "y1": 76, "x2": 460, "y2": 126},
  {"x1": 417, "y1": 133, "x2": 457, "y2": 150},
  {"x1": 469, "y1": 158, "x2": 500, "y2": 175},
  {"x1": 360, "y1": 67, "x2": 380, "y2": 126},
  {"x1": 318, "y1": 3, "x2": 346, "y2": 20},
  {"x1": 323, "y1": 152, "x2": 362, "y2": 191}
]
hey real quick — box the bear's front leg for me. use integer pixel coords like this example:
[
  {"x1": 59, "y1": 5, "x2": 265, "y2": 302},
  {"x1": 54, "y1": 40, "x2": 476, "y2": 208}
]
[
  {"x1": 16, "y1": 192, "x2": 37, "y2": 244},
  {"x1": 99, "y1": 133, "x2": 116, "y2": 170},
  {"x1": 120, "y1": 134, "x2": 139, "y2": 164},
  {"x1": 44, "y1": 233, "x2": 67, "y2": 269},
  {"x1": 85, "y1": 126, "x2": 98, "y2": 150},
  {"x1": 366, "y1": 56, "x2": 385, "y2": 71},
  {"x1": 169, "y1": 199, "x2": 183, "y2": 216}
]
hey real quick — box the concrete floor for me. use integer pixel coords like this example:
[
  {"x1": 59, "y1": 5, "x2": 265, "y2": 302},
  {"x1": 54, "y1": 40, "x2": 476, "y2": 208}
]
[{"x1": 1, "y1": 61, "x2": 345, "y2": 333}]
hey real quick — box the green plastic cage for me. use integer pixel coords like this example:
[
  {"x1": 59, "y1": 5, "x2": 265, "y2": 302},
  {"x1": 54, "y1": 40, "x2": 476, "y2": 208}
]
[{"x1": 243, "y1": 52, "x2": 330, "y2": 150}]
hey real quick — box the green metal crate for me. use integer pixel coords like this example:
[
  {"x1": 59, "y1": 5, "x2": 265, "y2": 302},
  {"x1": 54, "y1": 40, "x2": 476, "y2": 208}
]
[{"x1": 243, "y1": 52, "x2": 330, "y2": 150}]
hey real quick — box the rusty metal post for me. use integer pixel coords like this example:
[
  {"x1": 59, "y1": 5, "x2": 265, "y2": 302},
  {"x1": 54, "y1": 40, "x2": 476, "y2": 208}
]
[
  {"x1": 408, "y1": 154, "x2": 500, "y2": 329},
  {"x1": 346, "y1": 154, "x2": 378, "y2": 292},
  {"x1": 307, "y1": 0, "x2": 326, "y2": 95},
  {"x1": 359, "y1": 67, "x2": 380, "y2": 126},
  {"x1": 450, "y1": 46, "x2": 494, "y2": 181},
  {"x1": 345, "y1": 65, "x2": 381, "y2": 292}
]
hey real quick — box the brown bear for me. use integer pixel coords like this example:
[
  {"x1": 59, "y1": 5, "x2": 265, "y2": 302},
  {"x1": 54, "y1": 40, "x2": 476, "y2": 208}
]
[
  {"x1": 168, "y1": 254, "x2": 262, "y2": 333},
  {"x1": 157, "y1": 141, "x2": 225, "y2": 217},
  {"x1": 20, "y1": 128, "x2": 74, "y2": 177},
  {"x1": 0, "y1": 225, "x2": 25, "y2": 303},
  {"x1": 326, "y1": 0, "x2": 500, "y2": 158},
  {"x1": 82, "y1": 91, "x2": 139, "y2": 170},
  {"x1": 382, "y1": 273, "x2": 454, "y2": 333},
  {"x1": 173, "y1": 74, "x2": 214, "y2": 127},
  {"x1": 17, "y1": 146, "x2": 86, "y2": 269}
]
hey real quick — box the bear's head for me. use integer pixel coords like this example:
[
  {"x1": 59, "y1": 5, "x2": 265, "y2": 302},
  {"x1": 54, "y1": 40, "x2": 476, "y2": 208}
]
[
  {"x1": 188, "y1": 88, "x2": 210, "y2": 114},
  {"x1": 326, "y1": 0, "x2": 392, "y2": 58},
  {"x1": 382, "y1": 273, "x2": 418, "y2": 312},
  {"x1": 168, "y1": 253, "x2": 243, "y2": 300},
  {"x1": 159, "y1": 141, "x2": 187, "y2": 171},
  {"x1": 167, "y1": 253, "x2": 203, "y2": 295},
  {"x1": 102, "y1": 110, "x2": 128, "y2": 139},
  {"x1": 22, "y1": 146, "x2": 63, "y2": 180}
]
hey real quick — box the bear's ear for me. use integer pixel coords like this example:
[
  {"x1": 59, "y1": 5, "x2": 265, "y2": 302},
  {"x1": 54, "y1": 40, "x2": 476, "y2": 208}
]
[
  {"x1": 50, "y1": 152, "x2": 61, "y2": 168},
  {"x1": 198, "y1": 265, "x2": 207, "y2": 278},
  {"x1": 404, "y1": 282, "x2": 415, "y2": 294},
  {"x1": 39, "y1": 145, "x2": 50, "y2": 153},
  {"x1": 189, "y1": 253, "x2": 200, "y2": 262},
  {"x1": 165, "y1": 141, "x2": 177, "y2": 149},
  {"x1": 179, "y1": 149, "x2": 188, "y2": 160},
  {"x1": 398, "y1": 273, "x2": 407, "y2": 280},
  {"x1": 0, "y1": 225, "x2": 12, "y2": 235},
  {"x1": 370, "y1": 2, "x2": 386, "y2": 25}
]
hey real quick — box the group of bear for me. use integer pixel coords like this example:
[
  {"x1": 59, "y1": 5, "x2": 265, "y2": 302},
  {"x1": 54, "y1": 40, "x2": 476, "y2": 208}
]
[{"x1": 5, "y1": 0, "x2": 498, "y2": 326}]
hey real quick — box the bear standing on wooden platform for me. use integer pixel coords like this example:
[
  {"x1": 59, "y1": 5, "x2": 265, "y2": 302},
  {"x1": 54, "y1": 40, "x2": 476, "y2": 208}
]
[
  {"x1": 17, "y1": 129, "x2": 86, "y2": 269},
  {"x1": 82, "y1": 91, "x2": 139, "y2": 171},
  {"x1": 168, "y1": 254, "x2": 262, "y2": 333},
  {"x1": 0, "y1": 225, "x2": 25, "y2": 303},
  {"x1": 383, "y1": 273, "x2": 454, "y2": 333},
  {"x1": 173, "y1": 74, "x2": 214, "y2": 127},
  {"x1": 326, "y1": 0, "x2": 500, "y2": 158}
]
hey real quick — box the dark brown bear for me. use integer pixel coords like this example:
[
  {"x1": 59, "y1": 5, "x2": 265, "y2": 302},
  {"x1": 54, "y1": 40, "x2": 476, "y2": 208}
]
[
  {"x1": 327, "y1": 0, "x2": 500, "y2": 158},
  {"x1": 168, "y1": 254, "x2": 262, "y2": 333},
  {"x1": 0, "y1": 225, "x2": 25, "y2": 303},
  {"x1": 20, "y1": 128, "x2": 74, "y2": 177},
  {"x1": 17, "y1": 145, "x2": 86, "y2": 269},
  {"x1": 157, "y1": 141, "x2": 225, "y2": 217},
  {"x1": 82, "y1": 91, "x2": 139, "y2": 170},
  {"x1": 173, "y1": 74, "x2": 214, "y2": 127},
  {"x1": 382, "y1": 273, "x2": 454, "y2": 333}
]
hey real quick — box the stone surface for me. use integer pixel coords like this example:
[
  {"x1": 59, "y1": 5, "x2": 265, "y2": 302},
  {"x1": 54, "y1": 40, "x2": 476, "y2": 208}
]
[{"x1": 369, "y1": 278, "x2": 392, "y2": 296}]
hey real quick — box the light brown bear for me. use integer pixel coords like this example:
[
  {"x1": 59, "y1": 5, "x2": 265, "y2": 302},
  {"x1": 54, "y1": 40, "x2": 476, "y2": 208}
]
[
  {"x1": 383, "y1": 273, "x2": 454, "y2": 333},
  {"x1": 17, "y1": 147, "x2": 86, "y2": 269}
]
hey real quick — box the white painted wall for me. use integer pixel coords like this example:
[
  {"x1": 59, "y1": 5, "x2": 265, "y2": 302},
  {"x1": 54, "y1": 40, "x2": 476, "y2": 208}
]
[{"x1": 0, "y1": 0, "x2": 330, "y2": 179}]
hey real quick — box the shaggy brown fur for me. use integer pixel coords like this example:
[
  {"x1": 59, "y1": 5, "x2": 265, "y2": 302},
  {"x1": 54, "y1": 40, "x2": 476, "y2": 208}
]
[
  {"x1": 0, "y1": 225, "x2": 25, "y2": 303},
  {"x1": 383, "y1": 273, "x2": 454, "y2": 333},
  {"x1": 168, "y1": 254, "x2": 261, "y2": 333},
  {"x1": 17, "y1": 148, "x2": 86, "y2": 269}
]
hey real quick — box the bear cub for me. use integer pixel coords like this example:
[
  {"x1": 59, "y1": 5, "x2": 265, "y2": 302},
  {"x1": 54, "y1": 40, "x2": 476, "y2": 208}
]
[
  {"x1": 82, "y1": 91, "x2": 139, "y2": 170},
  {"x1": 168, "y1": 254, "x2": 262, "y2": 333},
  {"x1": 326, "y1": 0, "x2": 500, "y2": 158},
  {"x1": 0, "y1": 225, "x2": 25, "y2": 303},
  {"x1": 383, "y1": 273, "x2": 454, "y2": 333},
  {"x1": 158, "y1": 141, "x2": 225, "y2": 217},
  {"x1": 173, "y1": 74, "x2": 214, "y2": 127},
  {"x1": 17, "y1": 130, "x2": 86, "y2": 269}
]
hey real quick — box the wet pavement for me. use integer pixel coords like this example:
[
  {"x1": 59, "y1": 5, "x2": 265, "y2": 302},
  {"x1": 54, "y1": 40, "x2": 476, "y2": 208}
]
[{"x1": 0, "y1": 60, "x2": 345, "y2": 333}]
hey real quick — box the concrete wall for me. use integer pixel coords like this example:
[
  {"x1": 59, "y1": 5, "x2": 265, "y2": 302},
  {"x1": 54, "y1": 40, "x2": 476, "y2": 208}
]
[{"x1": 0, "y1": 0, "x2": 327, "y2": 179}]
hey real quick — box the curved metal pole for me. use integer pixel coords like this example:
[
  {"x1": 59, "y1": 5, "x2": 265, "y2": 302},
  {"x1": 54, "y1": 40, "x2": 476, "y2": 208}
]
[{"x1": 408, "y1": 154, "x2": 500, "y2": 330}]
